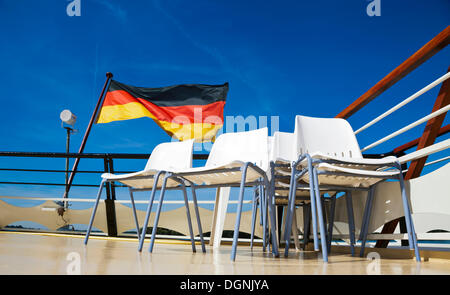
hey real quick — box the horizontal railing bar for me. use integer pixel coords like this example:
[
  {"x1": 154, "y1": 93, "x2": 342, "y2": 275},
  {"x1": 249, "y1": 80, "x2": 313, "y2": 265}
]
[
  {"x1": 423, "y1": 155, "x2": 450, "y2": 167},
  {"x1": 0, "y1": 168, "x2": 135, "y2": 174},
  {"x1": 0, "y1": 151, "x2": 209, "y2": 160},
  {"x1": 116, "y1": 200, "x2": 252, "y2": 205},
  {"x1": 0, "y1": 181, "x2": 131, "y2": 188},
  {"x1": 361, "y1": 104, "x2": 450, "y2": 152},
  {"x1": 355, "y1": 72, "x2": 450, "y2": 135},
  {"x1": 0, "y1": 181, "x2": 99, "y2": 187},
  {"x1": 402, "y1": 155, "x2": 450, "y2": 173},
  {"x1": 398, "y1": 138, "x2": 450, "y2": 164},
  {"x1": 0, "y1": 152, "x2": 145, "y2": 159},
  {"x1": 0, "y1": 195, "x2": 252, "y2": 205},
  {"x1": 0, "y1": 168, "x2": 104, "y2": 173},
  {"x1": 0, "y1": 196, "x2": 103, "y2": 202},
  {"x1": 393, "y1": 124, "x2": 450, "y2": 154},
  {"x1": 0, "y1": 179, "x2": 265, "y2": 189}
]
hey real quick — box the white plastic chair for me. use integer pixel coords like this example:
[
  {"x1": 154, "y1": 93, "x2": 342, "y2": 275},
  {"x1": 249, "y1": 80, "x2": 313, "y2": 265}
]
[
  {"x1": 285, "y1": 115, "x2": 420, "y2": 262},
  {"x1": 151, "y1": 127, "x2": 279, "y2": 261},
  {"x1": 269, "y1": 131, "x2": 337, "y2": 254},
  {"x1": 269, "y1": 130, "x2": 348, "y2": 257},
  {"x1": 265, "y1": 132, "x2": 312, "y2": 250},
  {"x1": 84, "y1": 139, "x2": 206, "y2": 254}
]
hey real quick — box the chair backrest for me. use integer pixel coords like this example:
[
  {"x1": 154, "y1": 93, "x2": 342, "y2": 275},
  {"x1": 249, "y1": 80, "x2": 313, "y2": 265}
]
[
  {"x1": 144, "y1": 139, "x2": 194, "y2": 171},
  {"x1": 206, "y1": 127, "x2": 269, "y2": 171},
  {"x1": 270, "y1": 131, "x2": 295, "y2": 162},
  {"x1": 294, "y1": 115, "x2": 362, "y2": 159}
]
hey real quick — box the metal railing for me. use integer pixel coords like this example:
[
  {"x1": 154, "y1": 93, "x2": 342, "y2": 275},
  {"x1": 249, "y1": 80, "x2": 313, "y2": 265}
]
[
  {"x1": 0, "y1": 151, "x2": 208, "y2": 237},
  {"x1": 335, "y1": 25, "x2": 450, "y2": 248}
]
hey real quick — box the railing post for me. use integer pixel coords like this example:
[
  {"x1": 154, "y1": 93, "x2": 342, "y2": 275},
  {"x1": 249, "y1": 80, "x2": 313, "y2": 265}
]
[
  {"x1": 103, "y1": 156, "x2": 118, "y2": 237},
  {"x1": 107, "y1": 157, "x2": 117, "y2": 201}
]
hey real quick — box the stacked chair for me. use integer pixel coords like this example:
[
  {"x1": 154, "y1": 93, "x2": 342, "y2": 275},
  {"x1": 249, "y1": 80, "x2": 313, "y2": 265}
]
[
  {"x1": 84, "y1": 115, "x2": 421, "y2": 263},
  {"x1": 160, "y1": 127, "x2": 279, "y2": 261},
  {"x1": 281, "y1": 115, "x2": 420, "y2": 262},
  {"x1": 266, "y1": 131, "x2": 333, "y2": 255}
]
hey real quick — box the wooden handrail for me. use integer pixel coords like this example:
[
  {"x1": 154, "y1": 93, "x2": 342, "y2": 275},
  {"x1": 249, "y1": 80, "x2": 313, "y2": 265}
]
[{"x1": 336, "y1": 26, "x2": 450, "y2": 119}]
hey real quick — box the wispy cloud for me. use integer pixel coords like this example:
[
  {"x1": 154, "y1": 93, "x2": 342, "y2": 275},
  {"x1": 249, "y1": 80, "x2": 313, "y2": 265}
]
[
  {"x1": 152, "y1": 0, "x2": 256, "y2": 90},
  {"x1": 93, "y1": 0, "x2": 127, "y2": 22},
  {"x1": 151, "y1": 0, "x2": 282, "y2": 113},
  {"x1": 120, "y1": 61, "x2": 218, "y2": 77}
]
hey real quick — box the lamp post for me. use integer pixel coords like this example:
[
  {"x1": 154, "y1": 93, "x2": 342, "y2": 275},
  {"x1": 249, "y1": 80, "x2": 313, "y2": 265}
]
[{"x1": 60, "y1": 110, "x2": 77, "y2": 208}]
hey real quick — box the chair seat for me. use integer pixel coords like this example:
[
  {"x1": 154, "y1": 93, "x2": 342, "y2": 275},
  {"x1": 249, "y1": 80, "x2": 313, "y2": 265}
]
[
  {"x1": 299, "y1": 152, "x2": 398, "y2": 167},
  {"x1": 272, "y1": 157, "x2": 291, "y2": 164},
  {"x1": 101, "y1": 170, "x2": 181, "y2": 189},
  {"x1": 299, "y1": 162, "x2": 400, "y2": 188},
  {"x1": 275, "y1": 180, "x2": 330, "y2": 196},
  {"x1": 273, "y1": 153, "x2": 398, "y2": 180},
  {"x1": 173, "y1": 161, "x2": 265, "y2": 185}
]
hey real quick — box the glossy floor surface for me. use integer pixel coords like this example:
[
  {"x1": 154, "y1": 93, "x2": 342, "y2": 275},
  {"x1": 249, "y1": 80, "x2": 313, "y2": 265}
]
[{"x1": 1, "y1": 231, "x2": 449, "y2": 275}]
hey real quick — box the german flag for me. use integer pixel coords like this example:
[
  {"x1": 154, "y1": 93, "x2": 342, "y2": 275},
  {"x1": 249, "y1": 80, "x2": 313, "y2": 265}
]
[{"x1": 96, "y1": 80, "x2": 228, "y2": 142}]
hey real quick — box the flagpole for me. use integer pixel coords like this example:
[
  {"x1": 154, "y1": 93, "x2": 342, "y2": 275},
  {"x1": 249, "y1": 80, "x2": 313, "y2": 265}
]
[{"x1": 63, "y1": 72, "x2": 113, "y2": 201}]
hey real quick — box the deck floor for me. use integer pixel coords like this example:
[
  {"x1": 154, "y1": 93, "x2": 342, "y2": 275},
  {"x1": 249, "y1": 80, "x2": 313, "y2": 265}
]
[{"x1": 1, "y1": 231, "x2": 449, "y2": 275}]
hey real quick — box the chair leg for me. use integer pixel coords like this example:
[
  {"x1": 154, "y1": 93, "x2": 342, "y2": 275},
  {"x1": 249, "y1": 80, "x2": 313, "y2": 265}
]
[
  {"x1": 359, "y1": 191, "x2": 369, "y2": 243},
  {"x1": 280, "y1": 207, "x2": 288, "y2": 242},
  {"x1": 149, "y1": 174, "x2": 170, "y2": 253},
  {"x1": 291, "y1": 210, "x2": 301, "y2": 251},
  {"x1": 410, "y1": 219, "x2": 420, "y2": 262},
  {"x1": 312, "y1": 167, "x2": 328, "y2": 262},
  {"x1": 180, "y1": 182, "x2": 196, "y2": 253},
  {"x1": 250, "y1": 187, "x2": 258, "y2": 250},
  {"x1": 230, "y1": 163, "x2": 250, "y2": 261},
  {"x1": 128, "y1": 188, "x2": 141, "y2": 242},
  {"x1": 397, "y1": 170, "x2": 421, "y2": 262},
  {"x1": 138, "y1": 171, "x2": 163, "y2": 252},
  {"x1": 303, "y1": 204, "x2": 311, "y2": 250},
  {"x1": 190, "y1": 185, "x2": 206, "y2": 253},
  {"x1": 265, "y1": 177, "x2": 279, "y2": 257},
  {"x1": 259, "y1": 187, "x2": 264, "y2": 227},
  {"x1": 260, "y1": 184, "x2": 268, "y2": 251},
  {"x1": 307, "y1": 156, "x2": 319, "y2": 251},
  {"x1": 321, "y1": 197, "x2": 328, "y2": 243},
  {"x1": 263, "y1": 175, "x2": 273, "y2": 252},
  {"x1": 327, "y1": 195, "x2": 336, "y2": 254},
  {"x1": 84, "y1": 179, "x2": 106, "y2": 245},
  {"x1": 359, "y1": 186, "x2": 374, "y2": 257},
  {"x1": 345, "y1": 191, "x2": 356, "y2": 256},
  {"x1": 284, "y1": 166, "x2": 298, "y2": 257}
]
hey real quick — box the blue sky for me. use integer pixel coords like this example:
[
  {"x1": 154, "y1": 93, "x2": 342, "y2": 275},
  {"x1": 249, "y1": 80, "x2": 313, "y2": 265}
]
[{"x1": 0, "y1": 1, "x2": 449, "y2": 215}]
